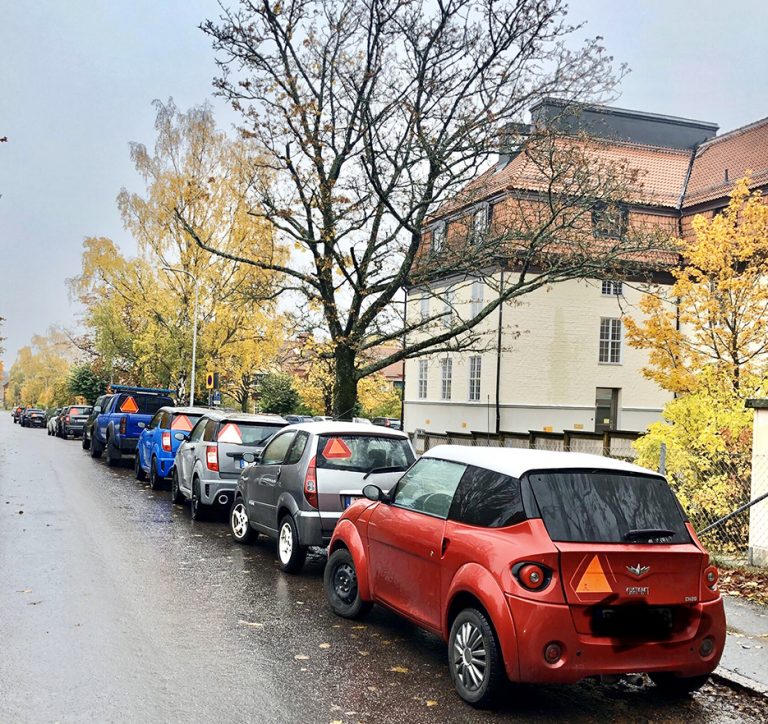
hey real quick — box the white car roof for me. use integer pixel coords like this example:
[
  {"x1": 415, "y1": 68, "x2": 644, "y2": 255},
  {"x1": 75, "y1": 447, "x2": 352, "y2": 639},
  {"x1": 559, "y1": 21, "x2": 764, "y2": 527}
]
[
  {"x1": 285, "y1": 420, "x2": 409, "y2": 439},
  {"x1": 422, "y1": 445, "x2": 659, "y2": 479}
]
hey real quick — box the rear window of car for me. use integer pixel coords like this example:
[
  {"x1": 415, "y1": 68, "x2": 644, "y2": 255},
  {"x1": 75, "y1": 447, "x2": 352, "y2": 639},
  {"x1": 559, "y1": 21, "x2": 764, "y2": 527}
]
[
  {"x1": 115, "y1": 394, "x2": 174, "y2": 415},
  {"x1": 528, "y1": 470, "x2": 691, "y2": 544},
  {"x1": 171, "y1": 413, "x2": 201, "y2": 432},
  {"x1": 70, "y1": 406, "x2": 91, "y2": 414},
  {"x1": 316, "y1": 434, "x2": 415, "y2": 473},
  {"x1": 217, "y1": 422, "x2": 285, "y2": 446}
]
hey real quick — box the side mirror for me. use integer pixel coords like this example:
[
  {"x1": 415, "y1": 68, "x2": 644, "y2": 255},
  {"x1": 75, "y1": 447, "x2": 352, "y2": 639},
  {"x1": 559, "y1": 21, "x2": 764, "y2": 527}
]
[
  {"x1": 174, "y1": 432, "x2": 186, "y2": 441},
  {"x1": 362, "y1": 484, "x2": 388, "y2": 503}
]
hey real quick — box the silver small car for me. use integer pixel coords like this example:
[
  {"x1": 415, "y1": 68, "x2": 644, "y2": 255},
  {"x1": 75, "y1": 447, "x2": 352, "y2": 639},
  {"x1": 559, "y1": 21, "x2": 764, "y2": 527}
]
[
  {"x1": 172, "y1": 411, "x2": 287, "y2": 520},
  {"x1": 229, "y1": 421, "x2": 416, "y2": 572}
]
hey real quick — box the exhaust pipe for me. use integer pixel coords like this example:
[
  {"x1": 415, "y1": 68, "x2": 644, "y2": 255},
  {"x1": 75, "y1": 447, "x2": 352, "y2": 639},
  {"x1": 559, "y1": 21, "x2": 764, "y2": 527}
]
[{"x1": 217, "y1": 494, "x2": 229, "y2": 506}]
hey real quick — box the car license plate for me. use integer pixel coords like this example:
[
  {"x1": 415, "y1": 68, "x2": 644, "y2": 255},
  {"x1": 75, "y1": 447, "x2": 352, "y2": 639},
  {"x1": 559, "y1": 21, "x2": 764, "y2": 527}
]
[
  {"x1": 239, "y1": 459, "x2": 246, "y2": 469},
  {"x1": 343, "y1": 495, "x2": 361, "y2": 509}
]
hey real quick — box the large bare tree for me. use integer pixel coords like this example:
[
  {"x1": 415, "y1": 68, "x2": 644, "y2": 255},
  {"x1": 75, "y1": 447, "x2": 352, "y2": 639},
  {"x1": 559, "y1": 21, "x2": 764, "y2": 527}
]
[{"x1": 180, "y1": 0, "x2": 666, "y2": 417}]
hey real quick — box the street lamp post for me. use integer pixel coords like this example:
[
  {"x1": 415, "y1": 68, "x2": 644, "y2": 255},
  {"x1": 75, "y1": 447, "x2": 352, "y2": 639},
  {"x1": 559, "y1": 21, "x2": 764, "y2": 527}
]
[{"x1": 163, "y1": 267, "x2": 199, "y2": 406}]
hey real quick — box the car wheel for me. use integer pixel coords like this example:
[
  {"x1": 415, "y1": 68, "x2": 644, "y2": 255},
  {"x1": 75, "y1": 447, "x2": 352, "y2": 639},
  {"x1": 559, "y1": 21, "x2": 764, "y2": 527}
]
[
  {"x1": 191, "y1": 480, "x2": 207, "y2": 521},
  {"x1": 148, "y1": 457, "x2": 163, "y2": 491},
  {"x1": 649, "y1": 673, "x2": 710, "y2": 696},
  {"x1": 448, "y1": 608, "x2": 504, "y2": 707},
  {"x1": 277, "y1": 515, "x2": 307, "y2": 573},
  {"x1": 90, "y1": 436, "x2": 103, "y2": 459},
  {"x1": 230, "y1": 498, "x2": 256, "y2": 544},
  {"x1": 324, "y1": 548, "x2": 372, "y2": 619},
  {"x1": 171, "y1": 468, "x2": 185, "y2": 504},
  {"x1": 134, "y1": 453, "x2": 146, "y2": 481},
  {"x1": 105, "y1": 437, "x2": 121, "y2": 467},
  {"x1": 82, "y1": 432, "x2": 91, "y2": 450}
]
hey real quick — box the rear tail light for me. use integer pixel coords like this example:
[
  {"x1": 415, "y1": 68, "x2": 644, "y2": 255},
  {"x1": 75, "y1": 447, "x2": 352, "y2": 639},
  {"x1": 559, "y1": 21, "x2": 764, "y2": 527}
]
[
  {"x1": 304, "y1": 455, "x2": 318, "y2": 508},
  {"x1": 162, "y1": 431, "x2": 172, "y2": 452},
  {"x1": 119, "y1": 416, "x2": 127, "y2": 435},
  {"x1": 206, "y1": 445, "x2": 219, "y2": 472},
  {"x1": 513, "y1": 562, "x2": 552, "y2": 591},
  {"x1": 704, "y1": 565, "x2": 719, "y2": 591},
  {"x1": 65, "y1": 415, "x2": 71, "y2": 423}
]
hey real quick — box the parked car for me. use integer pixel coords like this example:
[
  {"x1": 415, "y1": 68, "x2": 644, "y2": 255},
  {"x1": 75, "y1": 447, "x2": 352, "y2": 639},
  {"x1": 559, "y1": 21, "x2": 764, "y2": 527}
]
[
  {"x1": 47, "y1": 408, "x2": 63, "y2": 435},
  {"x1": 173, "y1": 412, "x2": 288, "y2": 521},
  {"x1": 82, "y1": 394, "x2": 113, "y2": 451},
  {"x1": 12, "y1": 406, "x2": 23, "y2": 423},
  {"x1": 89, "y1": 386, "x2": 175, "y2": 466},
  {"x1": 324, "y1": 445, "x2": 726, "y2": 706},
  {"x1": 284, "y1": 414, "x2": 314, "y2": 424},
  {"x1": 135, "y1": 406, "x2": 208, "y2": 490},
  {"x1": 312, "y1": 415, "x2": 333, "y2": 422},
  {"x1": 20, "y1": 407, "x2": 46, "y2": 428},
  {"x1": 56, "y1": 404, "x2": 92, "y2": 439},
  {"x1": 230, "y1": 421, "x2": 416, "y2": 572},
  {"x1": 372, "y1": 417, "x2": 402, "y2": 430}
]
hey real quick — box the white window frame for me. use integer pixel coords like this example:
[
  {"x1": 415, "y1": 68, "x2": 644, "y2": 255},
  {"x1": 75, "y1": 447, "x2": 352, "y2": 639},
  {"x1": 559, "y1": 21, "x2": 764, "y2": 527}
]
[
  {"x1": 442, "y1": 288, "x2": 456, "y2": 329},
  {"x1": 419, "y1": 295, "x2": 430, "y2": 322},
  {"x1": 468, "y1": 355, "x2": 481, "y2": 402},
  {"x1": 417, "y1": 359, "x2": 428, "y2": 399},
  {"x1": 470, "y1": 203, "x2": 490, "y2": 244},
  {"x1": 599, "y1": 318, "x2": 622, "y2": 364},
  {"x1": 601, "y1": 280, "x2": 623, "y2": 296},
  {"x1": 440, "y1": 358, "x2": 452, "y2": 400},
  {"x1": 470, "y1": 279, "x2": 483, "y2": 318},
  {"x1": 432, "y1": 221, "x2": 446, "y2": 254}
]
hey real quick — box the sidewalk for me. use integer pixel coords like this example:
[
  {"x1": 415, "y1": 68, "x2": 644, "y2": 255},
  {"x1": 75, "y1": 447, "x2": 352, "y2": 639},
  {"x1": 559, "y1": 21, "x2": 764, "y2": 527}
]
[{"x1": 716, "y1": 595, "x2": 768, "y2": 695}]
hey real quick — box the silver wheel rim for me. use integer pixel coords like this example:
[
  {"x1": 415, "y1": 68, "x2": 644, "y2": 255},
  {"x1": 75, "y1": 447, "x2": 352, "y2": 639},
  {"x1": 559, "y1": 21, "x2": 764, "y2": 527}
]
[
  {"x1": 279, "y1": 522, "x2": 293, "y2": 563},
  {"x1": 232, "y1": 504, "x2": 249, "y2": 539},
  {"x1": 453, "y1": 621, "x2": 487, "y2": 692}
]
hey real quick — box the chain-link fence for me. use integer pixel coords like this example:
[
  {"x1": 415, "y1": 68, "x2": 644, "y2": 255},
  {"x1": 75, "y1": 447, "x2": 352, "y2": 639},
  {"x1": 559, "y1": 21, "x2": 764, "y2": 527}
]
[{"x1": 411, "y1": 428, "x2": 768, "y2": 566}]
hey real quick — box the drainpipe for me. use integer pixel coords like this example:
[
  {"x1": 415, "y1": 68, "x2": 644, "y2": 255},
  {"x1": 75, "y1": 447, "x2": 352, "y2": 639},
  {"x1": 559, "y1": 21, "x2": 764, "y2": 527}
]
[{"x1": 495, "y1": 268, "x2": 505, "y2": 434}]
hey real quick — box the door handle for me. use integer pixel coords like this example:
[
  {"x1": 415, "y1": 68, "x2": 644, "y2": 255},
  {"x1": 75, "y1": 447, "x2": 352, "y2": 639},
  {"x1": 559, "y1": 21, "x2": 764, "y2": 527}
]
[{"x1": 441, "y1": 538, "x2": 450, "y2": 557}]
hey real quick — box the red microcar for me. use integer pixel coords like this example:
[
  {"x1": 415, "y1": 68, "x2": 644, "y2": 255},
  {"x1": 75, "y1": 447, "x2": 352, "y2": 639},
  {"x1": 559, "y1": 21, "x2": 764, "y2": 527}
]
[{"x1": 324, "y1": 445, "x2": 726, "y2": 706}]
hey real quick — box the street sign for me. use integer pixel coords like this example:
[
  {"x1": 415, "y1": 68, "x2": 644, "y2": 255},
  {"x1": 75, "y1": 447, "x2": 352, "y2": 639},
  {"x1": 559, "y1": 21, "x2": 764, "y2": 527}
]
[
  {"x1": 212, "y1": 390, "x2": 222, "y2": 406},
  {"x1": 205, "y1": 372, "x2": 214, "y2": 389}
]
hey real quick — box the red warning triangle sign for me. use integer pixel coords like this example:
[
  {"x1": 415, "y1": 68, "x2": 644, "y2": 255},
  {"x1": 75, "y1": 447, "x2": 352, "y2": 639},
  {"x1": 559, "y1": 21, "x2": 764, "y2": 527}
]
[
  {"x1": 575, "y1": 555, "x2": 612, "y2": 594},
  {"x1": 322, "y1": 437, "x2": 352, "y2": 459},
  {"x1": 119, "y1": 396, "x2": 139, "y2": 413}
]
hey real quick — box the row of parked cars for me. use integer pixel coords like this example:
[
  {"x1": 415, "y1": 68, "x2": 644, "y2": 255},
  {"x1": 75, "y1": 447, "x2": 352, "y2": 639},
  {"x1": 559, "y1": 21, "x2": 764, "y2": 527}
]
[{"x1": 28, "y1": 385, "x2": 726, "y2": 706}]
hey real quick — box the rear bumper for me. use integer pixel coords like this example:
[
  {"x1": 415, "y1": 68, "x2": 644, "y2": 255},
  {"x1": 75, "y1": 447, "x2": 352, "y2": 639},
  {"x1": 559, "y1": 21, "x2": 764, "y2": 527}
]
[
  {"x1": 295, "y1": 510, "x2": 331, "y2": 547},
  {"x1": 117, "y1": 437, "x2": 139, "y2": 453},
  {"x1": 63, "y1": 425, "x2": 85, "y2": 436},
  {"x1": 505, "y1": 595, "x2": 726, "y2": 684},
  {"x1": 200, "y1": 479, "x2": 236, "y2": 505},
  {"x1": 156, "y1": 455, "x2": 175, "y2": 478}
]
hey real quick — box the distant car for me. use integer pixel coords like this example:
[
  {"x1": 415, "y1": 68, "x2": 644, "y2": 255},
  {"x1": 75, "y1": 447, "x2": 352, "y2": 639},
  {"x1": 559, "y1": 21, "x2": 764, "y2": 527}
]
[
  {"x1": 325, "y1": 445, "x2": 726, "y2": 706},
  {"x1": 20, "y1": 407, "x2": 46, "y2": 428},
  {"x1": 47, "y1": 408, "x2": 63, "y2": 435},
  {"x1": 283, "y1": 415, "x2": 304, "y2": 424},
  {"x1": 12, "y1": 406, "x2": 23, "y2": 423},
  {"x1": 229, "y1": 421, "x2": 416, "y2": 572},
  {"x1": 372, "y1": 417, "x2": 402, "y2": 430},
  {"x1": 312, "y1": 415, "x2": 333, "y2": 422},
  {"x1": 56, "y1": 405, "x2": 92, "y2": 439},
  {"x1": 135, "y1": 406, "x2": 207, "y2": 490},
  {"x1": 82, "y1": 394, "x2": 113, "y2": 451},
  {"x1": 352, "y1": 417, "x2": 372, "y2": 425},
  {"x1": 173, "y1": 412, "x2": 288, "y2": 520}
]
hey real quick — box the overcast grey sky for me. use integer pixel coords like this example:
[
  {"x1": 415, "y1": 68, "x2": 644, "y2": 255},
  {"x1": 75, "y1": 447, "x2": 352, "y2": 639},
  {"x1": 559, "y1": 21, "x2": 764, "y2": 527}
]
[{"x1": 2, "y1": 0, "x2": 767, "y2": 369}]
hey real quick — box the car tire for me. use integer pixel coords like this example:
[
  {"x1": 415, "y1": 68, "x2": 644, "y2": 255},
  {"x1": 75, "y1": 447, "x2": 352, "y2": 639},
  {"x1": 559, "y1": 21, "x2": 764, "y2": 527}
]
[
  {"x1": 82, "y1": 432, "x2": 91, "y2": 450},
  {"x1": 324, "y1": 548, "x2": 372, "y2": 619},
  {"x1": 230, "y1": 498, "x2": 256, "y2": 544},
  {"x1": 649, "y1": 673, "x2": 710, "y2": 696},
  {"x1": 448, "y1": 608, "x2": 504, "y2": 707},
  {"x1": 148, "y1": 456, "x2": 163, "y2": 491},
  {"x1": 105, "y1": 437, "x2": 121, "y2": 467},
  {"x1": 277, "y1": 515, "x2": 307, "y2": 573},
  {"x1": 134, "y1": 453, "x2": 147, "y2": 481},
  {"x1": 171, "y1": 468, "x2": 185, "y2": 504},
  {"x1": 90, "y1": 436, "x2": 103, "y2": 459},
  {"x1": 191, "y1": 480, "x2": 207, "y2": 521}
]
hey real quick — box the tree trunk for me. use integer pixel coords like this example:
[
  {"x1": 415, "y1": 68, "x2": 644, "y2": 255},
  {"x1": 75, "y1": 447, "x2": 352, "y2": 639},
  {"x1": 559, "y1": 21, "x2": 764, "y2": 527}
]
[{"x1": 333, "y1": 346, "x2": 358, "y2": 420}]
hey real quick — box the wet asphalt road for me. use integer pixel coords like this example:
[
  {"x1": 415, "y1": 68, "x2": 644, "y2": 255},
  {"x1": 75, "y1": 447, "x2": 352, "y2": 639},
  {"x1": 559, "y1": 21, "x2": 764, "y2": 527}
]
[{"x1": 2, "y1": 416, "x2": 768, "y2": 723}]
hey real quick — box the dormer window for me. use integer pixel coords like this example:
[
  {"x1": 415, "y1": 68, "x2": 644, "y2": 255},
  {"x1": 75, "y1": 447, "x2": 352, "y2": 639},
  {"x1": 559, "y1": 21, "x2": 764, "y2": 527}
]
[
  {"x1": 431, "y1": 221, "x2": 447, "y2": 254},
  {"x1": 592, "y1": 202, "x2": 628, "y2": 239},
  {"x1": 470, "y1": 203, "x2": 491, "y2": 244}
]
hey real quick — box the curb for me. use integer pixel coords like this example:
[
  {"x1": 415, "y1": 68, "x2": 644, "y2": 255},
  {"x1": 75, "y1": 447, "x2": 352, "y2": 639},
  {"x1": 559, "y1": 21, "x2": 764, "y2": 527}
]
[{"x1": 713, "y1": 667, "x2": 768, "y2": 698}]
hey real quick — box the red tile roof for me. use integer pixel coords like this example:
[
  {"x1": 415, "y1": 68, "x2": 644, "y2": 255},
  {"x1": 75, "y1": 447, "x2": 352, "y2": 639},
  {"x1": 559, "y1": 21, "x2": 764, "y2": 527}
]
[{"x1": 683, "y1": 116, "x2": 768, "y2": 207}]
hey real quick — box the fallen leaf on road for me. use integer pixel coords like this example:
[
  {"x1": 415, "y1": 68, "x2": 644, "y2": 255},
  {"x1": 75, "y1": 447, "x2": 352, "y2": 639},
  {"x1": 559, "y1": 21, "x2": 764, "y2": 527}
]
[
  {"x1": 17, "y1": 589, "x2": 32, "y2": 593},
  {"x1": 295, "y1": 654, "x2": 310, "y2": 660},
  {"x1": 357, "y1": 650, "x2": 369, "y2": 656},
  {"x1": 389, "y1": 666, "x2": 409, "y2": 674},
  {"x1": 351, "y1": 625, "x2": 366, "y2": 629},
  {"x1": 426, "y1": 701, "x2": 438, "y2": 707},
  {"x1": 238, "y1": 620, "x2": 264, "y2": 628},
  {"x1": 319, "y1": 643, "x2": 331, "y2": 649}
]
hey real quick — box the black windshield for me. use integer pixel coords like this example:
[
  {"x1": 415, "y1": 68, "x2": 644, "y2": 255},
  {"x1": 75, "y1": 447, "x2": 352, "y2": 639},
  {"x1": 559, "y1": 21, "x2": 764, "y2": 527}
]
[{"x1": 528, "y1": 470, "x2": 690, "y2": 544}]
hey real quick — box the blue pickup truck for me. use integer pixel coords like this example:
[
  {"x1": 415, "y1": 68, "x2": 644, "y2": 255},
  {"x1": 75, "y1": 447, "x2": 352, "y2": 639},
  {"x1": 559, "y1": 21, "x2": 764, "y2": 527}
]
[{"x1": 90, "y1": 386, "x2": 175, "y2": 467}]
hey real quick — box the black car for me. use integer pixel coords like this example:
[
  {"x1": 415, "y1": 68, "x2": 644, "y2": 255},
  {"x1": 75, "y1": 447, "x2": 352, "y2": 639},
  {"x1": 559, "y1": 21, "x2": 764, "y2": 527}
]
[
  {"x1": 20, "y1": 408, "x2": 46, "y2": 428},
  {"x1": 81, "y1": 394, "x2": 113, "y2": 451},
  {"x1": 57, "y1": 405, "x2": 93, "y2": 439}
]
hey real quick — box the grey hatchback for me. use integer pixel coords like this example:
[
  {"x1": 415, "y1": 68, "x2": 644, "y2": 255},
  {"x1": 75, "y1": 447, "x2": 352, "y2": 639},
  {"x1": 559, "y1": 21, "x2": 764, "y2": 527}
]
[
  {"x1": 172, "y1": 411, "x2": 288, "y2": 520},
  {"x1": 229, "y1": 421, "x2": 416, "y2": 572}
]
